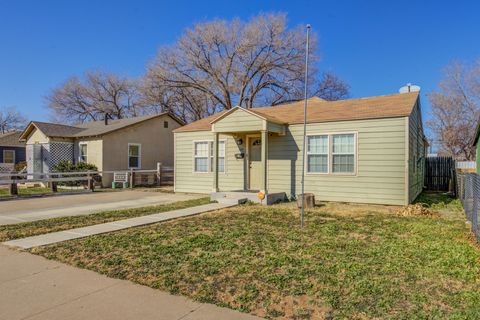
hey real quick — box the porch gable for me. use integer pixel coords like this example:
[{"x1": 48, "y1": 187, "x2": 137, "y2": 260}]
[{"x1": 211, "y1": 107, "x2": 285, "y2": 134}]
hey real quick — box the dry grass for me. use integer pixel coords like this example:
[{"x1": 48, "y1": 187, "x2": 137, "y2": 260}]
[
  {"x1": 395, "y1": 203, "x2": 437, "y2": 217},
  {"x1": 32, "y1": 193, "x2": 480, "y2": 319},
  {"x1": 0, "y1": 197, "x2": 211, "y2": 241}
]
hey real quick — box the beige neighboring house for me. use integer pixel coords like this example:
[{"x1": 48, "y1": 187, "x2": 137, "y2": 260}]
[
  {"x1": 19, "y1": 113, "x2": 183, "y2": 186},
  {"x1": 174, "y1": 91, "x2": 427, "y2": 205}
]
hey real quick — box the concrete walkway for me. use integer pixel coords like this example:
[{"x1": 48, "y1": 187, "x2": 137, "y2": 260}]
[
  {"x1": 0, "y1": 245, "x2": 261, "y2": 320},
  {"x1": 0, "y1": 190, "x2": 204, "y2": 226},
  {"x1": 3, "y1": 202, "x2": 235, "y2": 249}
]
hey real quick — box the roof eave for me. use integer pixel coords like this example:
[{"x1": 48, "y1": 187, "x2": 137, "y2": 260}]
[{"x1": 18, "y1": 122, "x2": 38, "y2": 141}]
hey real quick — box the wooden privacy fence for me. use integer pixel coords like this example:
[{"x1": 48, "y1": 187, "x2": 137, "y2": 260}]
[{"x1": 424, "y1": 156, "x2": 456, "y2": 193}]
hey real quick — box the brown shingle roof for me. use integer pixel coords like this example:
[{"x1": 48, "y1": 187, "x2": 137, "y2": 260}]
[
  {"x1": 72, "y1": 114, "x2": 170, "y2": 137},
  {"x1": 0, "y1": 131, "x2": 25, "y2": 147},
  {"x1": 21, "y1": 113, "x2": 183, "y2": 140},
  {"x1": 32, "y1": 121, "x2": 85, "y2": 137},
  {"x1": 174, "y1": 92, "x2": 419, "y2": 133}
]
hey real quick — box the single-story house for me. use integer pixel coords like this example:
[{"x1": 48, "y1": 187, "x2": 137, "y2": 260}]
[
  {"x1": 0, "y1": 131, "x2": 26, "y2": 170},
  {"x1": 173, "y1": 91, "x2": 427, "y2": 205},
  {"x1": 19, "y1": 113, "x2": 183, "y2": 186}
]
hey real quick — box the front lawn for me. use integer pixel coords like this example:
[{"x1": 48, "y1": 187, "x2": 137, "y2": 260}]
[
  {"x1": 31, "y1": 193, "x2": 480, "y2": 319},
  {"x1": 0, "y1": 197, "x2": 210, "y2": 241},
  {"x1": 0, "y1": 187, "x2": 54, "y2": 197}
]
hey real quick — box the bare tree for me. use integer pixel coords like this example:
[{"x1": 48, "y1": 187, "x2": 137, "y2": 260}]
[
  {"x1": 139, "y1": 78, "x2": 220, "y2": 123},
  {"x1": 146, "y1": 13, "x2": 317, "y2": 110},
  {"x1": 428, "y1": 60, "x2": 480, "y2": 160},
  {"x1": 314, "y1": 72, "x2": 350, "y2": 101},
  {"x1": 0, "y1": 106, "x2": 27, "y2": 134},
  {"x1": 46, "y1": 71, "x2": 143, "y2": 124}
]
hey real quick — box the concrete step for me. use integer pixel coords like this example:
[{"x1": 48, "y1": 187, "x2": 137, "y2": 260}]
[{"x1": 211, "y1": 192, "x2": 287, "y2": 205}]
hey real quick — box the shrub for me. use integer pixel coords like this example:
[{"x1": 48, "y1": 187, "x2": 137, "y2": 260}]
[
  {"x1": 14, "y1": 161, "x2": 27, "y2": 172},
  {"x1": 52, "y1": 161, "x2": 99, "y2": 186}
]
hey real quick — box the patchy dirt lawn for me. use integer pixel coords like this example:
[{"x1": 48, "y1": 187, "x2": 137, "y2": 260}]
[{"x1": 32, "y1": 193, "x2": 480, "y2": 319}]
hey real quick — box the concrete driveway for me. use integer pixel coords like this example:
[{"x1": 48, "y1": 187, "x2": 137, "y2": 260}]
[{"x1": 0, "y1": 191, "x2": 205, "y2": 226}]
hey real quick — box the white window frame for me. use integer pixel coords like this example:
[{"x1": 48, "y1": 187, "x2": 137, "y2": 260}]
[
  {"x1": 306, "y1": 135, "x2": 329, "y2": 174},
  {"x1": 192, "y1": 139, "x2": 226, "y2": 174},
  {"x1": 128, "y1": 143, "x2": 141, "y2": 169},
  {"x1": 306, "y1": 132, "x2": 357, "y2": 176},
  {"x1": 331, "y1": 133, "x2": 356, "y2": 174},
  {"x1": 193, "y1": 141, "x2": 210, "y2": 173},
  {"x1": 3, "y1": 150, "x2": 15, "y2": 164},
  {"x1": 78, "y1": 143, "x2": 88, "y2": 163},
  {"x1": 210, "y1": 141, "x2": 225, "y2": 174}
]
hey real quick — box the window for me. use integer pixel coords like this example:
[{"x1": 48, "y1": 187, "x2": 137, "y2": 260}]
[
  {"x1": 332, "y1": 134, "x2": 355, "y2": 173},
  {"x1": 164, "y1": 121, "x2": 169, "y2": 128},
  {"x1": 307, "y1": 133, "x2": 356, "y2": 174},
  {"x1": 307, "y1": 135, "x2": 328, "y2": 173},
  {"x1": 194, "y1": 140, "x2": 225, "y2": 173},
  {"x1": 3, "y1": 150, "x2": 15, "y2": 164},
  {"x1": 79, "y1": 143, "x2": 88, "y2": 162},
  {"x1": 210, "y1": 141, "x2": 225, "y2": 173},
  {"x1": 194, "y1": 142, "x2": 209, "y2": 172},
  {"x1": 128, "y1": 144, "x2": 141, "y2": 169}
]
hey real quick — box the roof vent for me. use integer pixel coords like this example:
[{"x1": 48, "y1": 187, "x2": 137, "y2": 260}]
[{"x1": 399, "y1": 83, "x2": 421, "y2": 93}]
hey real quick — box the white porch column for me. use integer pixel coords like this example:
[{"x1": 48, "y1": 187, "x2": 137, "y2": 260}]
[
  {"x1": 261, "y1": 130, "x2": 268, "y2": 194},
  {"x1": 212, "y1": 132, "x2": 219, "y2": 192}
]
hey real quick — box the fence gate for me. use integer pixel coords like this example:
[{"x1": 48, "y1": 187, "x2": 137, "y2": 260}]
[{"x1": 424, "y1": 156, "x2": 456, "y2": 193}]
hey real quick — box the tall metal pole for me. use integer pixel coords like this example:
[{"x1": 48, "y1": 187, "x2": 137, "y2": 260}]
[{"x1": 300, "y1": 24, "x2": 311, "y2": 228}]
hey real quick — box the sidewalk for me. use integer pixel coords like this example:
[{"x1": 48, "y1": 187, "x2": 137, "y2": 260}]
[
  {"x1": 3, "y1": 202, "x2": 235, "y2": 249},
  {"x1": 0, "y1": 245, "x2": 261, "y2": 320}
]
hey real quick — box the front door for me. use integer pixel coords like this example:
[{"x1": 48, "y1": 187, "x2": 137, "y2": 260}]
[{"x1": 248, "y1": 137, "x2": 262, "y2": 190}]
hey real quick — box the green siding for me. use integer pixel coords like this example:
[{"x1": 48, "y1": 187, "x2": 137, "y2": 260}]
[
  {"x1": 174, "y1": 131, "x2": 245, "y2": 193},
  {"x1": 477, "y1": 144, "x2": 480, "y2": 173},
  {"x1": 214, "y1": 109, "x2": 264, "y2": 132},
  {"x1": 175, "y1": 116, "x2": 410, "y2": 205},
  {"x1": 408, "y1": 101, "x2": 426, "y2": 202},
  {"x1": 267, "y1": 121, "x2": 285, "y2": 134},
  {"x1": 267, "y1": 118, "x2": 408, "y2": 205}
]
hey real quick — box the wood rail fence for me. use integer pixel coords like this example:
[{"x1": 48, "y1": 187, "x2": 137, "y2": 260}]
[{"x1": 0, "y1": 162, "x2": 173, "y2": 196}]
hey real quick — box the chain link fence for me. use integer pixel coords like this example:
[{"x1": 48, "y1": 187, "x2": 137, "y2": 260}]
[{"x1": 457, "y1": 173, "x2": 480, "y2": 240}]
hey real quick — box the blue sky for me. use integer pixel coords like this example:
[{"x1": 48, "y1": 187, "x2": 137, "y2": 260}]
[{"x1": 0, "y1": 0, "x2": 479, "y2": 125}]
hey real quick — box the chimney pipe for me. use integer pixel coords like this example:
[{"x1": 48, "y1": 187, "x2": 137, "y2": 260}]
[{"x1": 104, "y1": 113, "x2": 109, "y2": 125}]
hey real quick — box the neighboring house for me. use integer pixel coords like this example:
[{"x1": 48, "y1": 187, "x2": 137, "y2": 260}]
[
  {"x1": 473, "y1": 121, "x2": 480, "y2": 173},
  {"x1": 19, "y1": 113, "x2": 183, "y2": 186},
  {"x1": 174, "y1": 91, "x2": 427, "y2": 205},
  {"x1": 0, "y1": 131, "x2": 26, "y2": 170}
]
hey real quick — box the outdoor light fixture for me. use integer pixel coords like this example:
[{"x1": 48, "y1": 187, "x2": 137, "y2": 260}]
[{"x1": 235, "y1": 137, "x2": 243, "y2": 146}]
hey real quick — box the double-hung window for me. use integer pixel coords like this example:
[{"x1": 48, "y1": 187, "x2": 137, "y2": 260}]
[
  {"x1": 332, "y1": 134, "x2": 355, "y2": 173},
  {"x1": 194, "y1": 142, "x2": 209, "y2": 172},
  {"x1": 307, "y1": 133, "x2": 356, "y2": 174},
  {"x1": 210, "y1": 141, "x2": 225, "y2": 172},
  {"x1": 307, "y1": 135, "x2": 328, "y2": 173},
  {"x1": 3, "y1": 150, "x2": 15, "y2": 164},
  {"x1": 194, "y1": 140, "x2": 225, "y2": 173},
  {"x1": 79, "y1": 143, "x2": 88, "y2": 163},
  {"x1": 128, "y1": 144, "x2": 141, "y2": 169}
]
